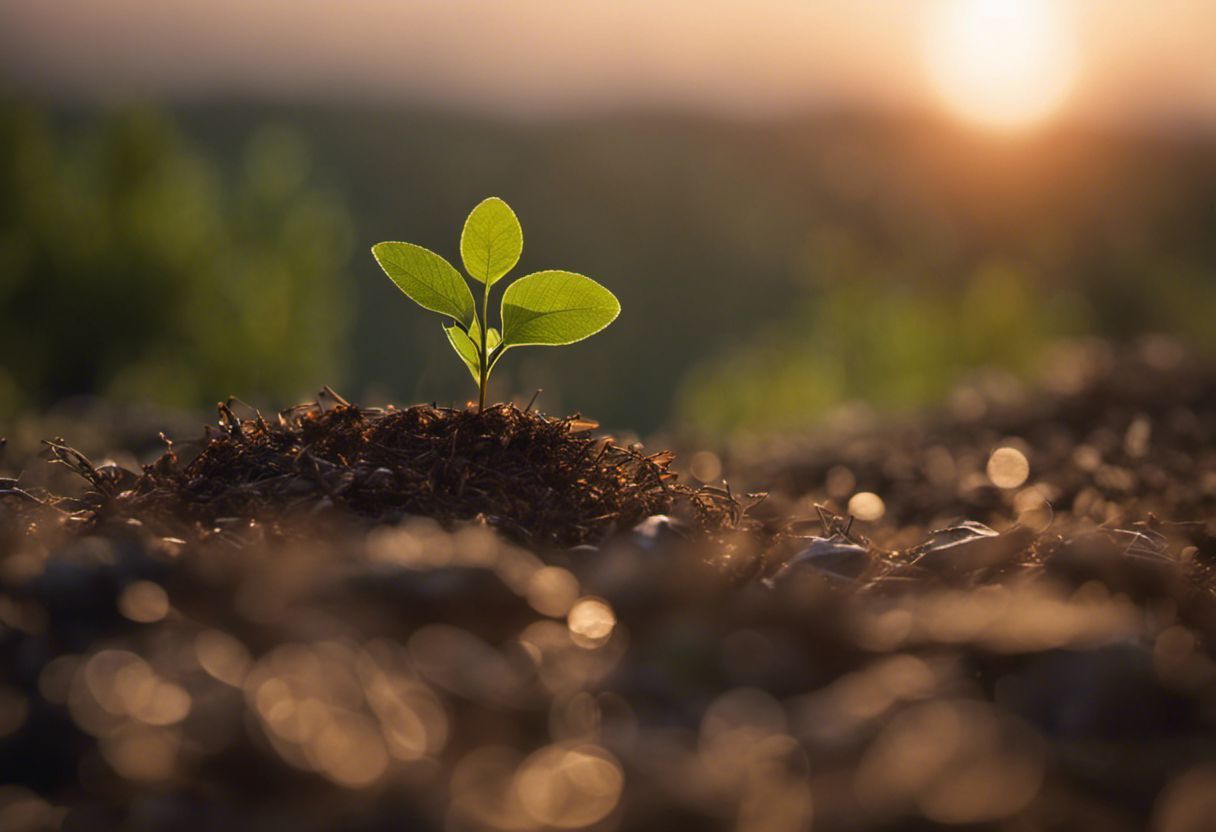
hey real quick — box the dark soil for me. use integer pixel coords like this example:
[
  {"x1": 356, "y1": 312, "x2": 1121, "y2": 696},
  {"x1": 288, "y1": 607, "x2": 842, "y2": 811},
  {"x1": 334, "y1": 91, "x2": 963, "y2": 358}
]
[
  {"x1": 745, "y1": 339, "x2": 1216, "y2": 532},
  {"x1": 3, "y1": 342, "x2": 1216, "y2": 832},
  {"x1": 27, "y1": 395, "x2": 741, "y2": 548},
  {"x1": 728, "y1": 340, "x2": 1216, "y2": 589}
]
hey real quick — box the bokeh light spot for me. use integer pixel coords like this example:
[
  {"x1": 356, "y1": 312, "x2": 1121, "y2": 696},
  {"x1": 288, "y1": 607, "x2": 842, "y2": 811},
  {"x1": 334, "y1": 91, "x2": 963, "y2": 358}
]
[
  {"x1": 689, "y1": 450, "x2": 723, "y2": 483},
  {"x1": 527, "y1": 567, "x2": 581, "y2": 618},
  {"x1": 987, "y1": 447, "x2": 1030, "y2": 489},
  {"x1": 848, "y1": 492, "x2": 886, "y2": 522},
  {"x1": 118, "y1": 581, "x2": 170, "y2": 623},
  {"x1": 567, "y1": 598, "x2": 616, "y2": 648}
]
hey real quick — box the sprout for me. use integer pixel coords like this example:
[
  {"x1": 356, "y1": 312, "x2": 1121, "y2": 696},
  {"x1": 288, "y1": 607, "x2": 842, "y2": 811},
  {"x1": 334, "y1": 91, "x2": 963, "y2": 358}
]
[{"x1": 372, "y1": 198, "x2": 620, "y2": 410}]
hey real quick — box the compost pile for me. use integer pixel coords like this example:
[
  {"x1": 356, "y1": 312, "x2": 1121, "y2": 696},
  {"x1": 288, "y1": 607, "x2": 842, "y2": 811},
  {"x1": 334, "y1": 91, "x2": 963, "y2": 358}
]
[
  {"x1": 2, "y1": 340, "x2": 1216, "y2": 832},
  {"x1": 28, "y1": 396, "x2": 738, "y2": 548}
]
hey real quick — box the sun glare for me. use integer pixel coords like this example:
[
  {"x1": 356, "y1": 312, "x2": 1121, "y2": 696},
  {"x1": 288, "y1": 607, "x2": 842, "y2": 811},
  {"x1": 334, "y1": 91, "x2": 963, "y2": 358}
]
[{"x1": 924, "y1": 0, "x2": 1078, "y2": 131}]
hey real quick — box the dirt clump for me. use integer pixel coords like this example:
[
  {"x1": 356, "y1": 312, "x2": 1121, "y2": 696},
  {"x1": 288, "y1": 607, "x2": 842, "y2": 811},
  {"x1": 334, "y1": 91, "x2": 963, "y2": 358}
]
[{"x1": 55, "y1": 395, "x2": 738, "y2": 547}]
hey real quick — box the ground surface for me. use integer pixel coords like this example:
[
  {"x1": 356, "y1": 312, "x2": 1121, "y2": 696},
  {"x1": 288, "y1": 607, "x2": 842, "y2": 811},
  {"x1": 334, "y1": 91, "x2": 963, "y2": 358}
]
[{"x1": 1, "y1": 340, "x2": 1215, "y2": 832}]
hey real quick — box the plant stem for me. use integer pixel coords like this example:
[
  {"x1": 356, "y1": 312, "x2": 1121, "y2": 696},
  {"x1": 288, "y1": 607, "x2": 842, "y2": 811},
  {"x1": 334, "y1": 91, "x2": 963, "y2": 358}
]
[{"x1": 478, "y1": 280, "x2": 490, "y2": 412}]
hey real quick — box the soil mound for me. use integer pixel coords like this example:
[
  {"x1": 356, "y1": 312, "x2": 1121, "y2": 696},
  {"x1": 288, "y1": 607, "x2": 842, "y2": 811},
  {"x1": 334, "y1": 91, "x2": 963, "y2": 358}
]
[{"x1": 67, "y1": 396, "x2": 736, "y2": 546}]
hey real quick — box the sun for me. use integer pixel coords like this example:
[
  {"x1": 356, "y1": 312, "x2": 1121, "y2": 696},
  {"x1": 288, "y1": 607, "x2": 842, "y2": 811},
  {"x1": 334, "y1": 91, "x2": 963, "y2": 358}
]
[{"x1": 923, "y1": 0, "x2": 1078, "y2": 131}]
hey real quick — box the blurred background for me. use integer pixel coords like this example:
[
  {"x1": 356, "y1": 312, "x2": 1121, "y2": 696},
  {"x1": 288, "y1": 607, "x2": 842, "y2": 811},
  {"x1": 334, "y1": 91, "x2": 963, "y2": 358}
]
[{"x1": 1, "y1": 0, "x2": 1214, "y2": 441}]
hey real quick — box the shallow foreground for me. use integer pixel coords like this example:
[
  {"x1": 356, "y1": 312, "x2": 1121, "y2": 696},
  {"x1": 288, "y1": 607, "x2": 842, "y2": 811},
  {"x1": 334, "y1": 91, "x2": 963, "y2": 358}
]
[{"x1": 2, "y1": 342, "x2": 1215, "y2": 831}]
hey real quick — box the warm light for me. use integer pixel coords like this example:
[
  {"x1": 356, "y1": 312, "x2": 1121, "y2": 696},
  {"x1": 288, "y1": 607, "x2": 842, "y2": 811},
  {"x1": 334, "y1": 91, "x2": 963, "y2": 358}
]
[
  {"x1": 923, "y1": 0, "x2": 1078, "y2": 130},
  {"x1": 847, "y1": 492, "x2": 886, "y2": 522},
  {"x1": 118, "y1": 581, "x2": 170, "y2": 623},
  {"x1": 567, "y1": 598, "x2": 616, "y2": 648},
  {"x1": 987, "y1": 447, "x2": 1030, "y2": 489}
]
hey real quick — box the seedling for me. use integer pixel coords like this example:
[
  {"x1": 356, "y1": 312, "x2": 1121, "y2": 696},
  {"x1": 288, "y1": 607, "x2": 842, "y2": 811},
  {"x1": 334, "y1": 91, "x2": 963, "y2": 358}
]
[{"x1": 372, "y1": 198, "x2": 620, "y2": 410}]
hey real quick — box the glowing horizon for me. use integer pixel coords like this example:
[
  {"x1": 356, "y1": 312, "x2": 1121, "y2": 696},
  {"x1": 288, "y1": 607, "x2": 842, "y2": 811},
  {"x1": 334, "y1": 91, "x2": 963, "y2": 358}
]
[
  {"x1": 0, "y1": 0, "x2": 1212, "y2": 130},
  {"x1": 923, "y1": 0, "x2": 1078, "y2": 131}
]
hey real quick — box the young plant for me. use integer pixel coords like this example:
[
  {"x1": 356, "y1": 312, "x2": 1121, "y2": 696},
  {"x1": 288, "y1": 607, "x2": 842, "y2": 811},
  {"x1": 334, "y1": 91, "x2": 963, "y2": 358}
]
[{"x1": 372, "y1": 198, "x2": 620, "y2": 410}]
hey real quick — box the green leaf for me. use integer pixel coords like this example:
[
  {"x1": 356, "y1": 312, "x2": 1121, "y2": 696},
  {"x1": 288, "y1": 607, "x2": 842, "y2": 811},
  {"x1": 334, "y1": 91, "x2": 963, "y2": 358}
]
[
  {"x1": 444, "y1": 321, "x2": 481, "y2": 382},
  {"x1": 443, "y1": 320, "x2": 503, "y2": 383},
  {"x1": 500, "y1": 270, "x2": 620, "y2": 348},
  {"x1": 460, "y1": 197, "x2": 523, "y2": 286},
  {"x1": 372, "y1": 241, "x2": 476, "y2": 328}
]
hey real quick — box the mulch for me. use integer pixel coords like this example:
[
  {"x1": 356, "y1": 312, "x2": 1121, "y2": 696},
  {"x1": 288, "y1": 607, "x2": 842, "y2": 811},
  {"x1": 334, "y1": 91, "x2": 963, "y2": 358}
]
[{"x1": 21, "y1": 392, "x2": 742, "y2": 548}]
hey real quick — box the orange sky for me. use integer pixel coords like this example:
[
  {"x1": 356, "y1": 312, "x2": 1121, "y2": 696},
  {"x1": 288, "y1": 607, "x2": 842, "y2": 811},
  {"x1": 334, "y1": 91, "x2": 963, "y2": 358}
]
[{"x1": 2, "y1": 0, "x2": 1213, "y2": 127}]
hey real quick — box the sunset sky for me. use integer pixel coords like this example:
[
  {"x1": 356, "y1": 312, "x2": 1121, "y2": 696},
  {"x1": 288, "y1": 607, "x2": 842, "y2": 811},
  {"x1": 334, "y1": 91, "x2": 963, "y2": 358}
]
[{"x1": 2, "y1": 0, "x2": 1214, "y2": 130}]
